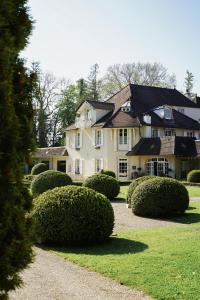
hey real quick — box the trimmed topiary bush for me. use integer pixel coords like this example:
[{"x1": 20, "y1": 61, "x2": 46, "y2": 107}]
[
  {"x1": 83, "y1": 174, "x2": 120, "y2": 200},
  {"x1": 100, "y1": 169, "x2": 116, "y2": 178},
  {"x1": 32, "y1": 186, "x2": 114, "y2": 245},
  {"x1": 131, "y1": 177, "x2": 189, "y2": 217},
  {"x1": 187, "y1": 170, "x2": 200, "y2": 183},
  {"x1": 31, "y1": 163, "x2": 48, "y2": 175},
  {"x1": 127, "y1": 176, "x2": 157, "y2": 208},
  {"x1": 31, "y1": 170, "x2": 72, "y2": 197}
]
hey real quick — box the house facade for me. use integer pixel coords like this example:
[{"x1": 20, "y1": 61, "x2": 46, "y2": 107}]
[{"x1": 35, "y1": 84, "x2": 200, "y2": 180}]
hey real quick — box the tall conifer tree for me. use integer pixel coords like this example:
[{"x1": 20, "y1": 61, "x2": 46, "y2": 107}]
[{"x1": 0, "y1": 1, "x2": 35, "y2": 298}]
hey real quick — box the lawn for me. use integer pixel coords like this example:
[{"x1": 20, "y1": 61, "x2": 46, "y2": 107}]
[
  {"x1": 49, "y1": 182, "x2": 200, "y2": 300},
  {"x1": 50, "y1": 202, "x2": 200, "y2": 300},
  {"x1": 119, "y1": 184, "x2": 200, "y2": 199}
]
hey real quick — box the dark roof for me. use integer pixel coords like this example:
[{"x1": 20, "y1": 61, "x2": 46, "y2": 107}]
[
  {"x1": 86, "y1": 100, "x2": 114, "y2": 110},
  {"x1": 95, "y1": 84, "x2": 200, "y2": 128},
  {"x1": 140, "y1": 109, "x2": 200, "y2": 130},
  {"x1": 34, "y1": 147, "x2": 68, "y2": 158},
  {"x1": 130, "y1": 84, "x2": 200, "y2": 114},
  {"x1": 126, "y1": 137, "x2": 197, "y2": 157}
]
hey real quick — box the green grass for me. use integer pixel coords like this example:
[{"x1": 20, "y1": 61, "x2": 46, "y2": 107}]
[
  {"x1": 119, "y1": 184, "x2": 200, "y2": 199},
  {"x1": 49, "y1": 202, "x2": 200, "y2": 300}
]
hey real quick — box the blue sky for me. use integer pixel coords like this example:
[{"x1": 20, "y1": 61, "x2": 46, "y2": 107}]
[{"x1": 24, "y1": 0, "x2": 200, "y2": 92}]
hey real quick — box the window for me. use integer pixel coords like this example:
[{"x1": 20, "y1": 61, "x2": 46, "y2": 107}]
[
  {"x1": 164, "y1": 107, "x2": 172, "y2": 119},
  {"x1": 75, "y1": 159, "x2": 80, "y2": 174},
  {"x1": 119, "y1": 129, "x2": 128, "y2": 144},
  {"x1": 95, "y1": 158, "x2": 103, "y2": 173},
  {"x1": 187, "y1": 131, "x2": 194, "y2": 137},
  {"x1": 152, "y1": 128, "x2": 159, "y2": 137},
  {"x1": 146, "y1": 158, "x2": 169, "y2": 176},
  {"x1": 86, "y1": 110, "x2": 91, "y2": 120},
  {"x1": 164, "y1": 129, "x2": 176, "y2": 136},
  {"x1": 118, "y1": 158, "x2": 128, "y2": 178},
  {"x1": 76, "y1": 132, "x2": 81, "y2": 148},
  {"x1": 96, "y1": 130, "x2": 102, "y2": 146}
]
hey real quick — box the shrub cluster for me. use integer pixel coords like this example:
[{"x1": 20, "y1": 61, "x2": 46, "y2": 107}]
[
  {"x1": 187, "y1": 170, "x2": 200, "y2": 183},
  {"x1": 31, "y1": 163, "x2": 48, "y2": 175},
  {"x1": 131, "y1": 177, "x2": 189, "y2": 217},
  {"x1": 83, "y1": 174, "x2": 120, "y2": 200},
  {"x1": 127, "y1": 176, "x2": 157, "y2": 207},
  {"x1": 31, "y1": 170, "x2": 72, "y2": 197},
  {"x1": 32, "y1": 186, "x2": 114, "y2": 245},
  {"x1": 100, "y1": 169, "x2": 116, "y2": 178}
]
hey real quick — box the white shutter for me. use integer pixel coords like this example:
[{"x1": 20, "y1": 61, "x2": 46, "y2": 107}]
[
  {"x1": 91, "y1": 158, "x2": 95, "y2": 174},
  {"x1": 80, "y1": 131, "x2": 83, "y2": 148},
  {"x1": 100, "y1": 158, "x2": 104, "y2": 171},
  {"x1": 72, "y1": 132, "x2": 76, "y2": 148},
  {"x1": 101, "y1": 129, "x2": 104, "y2": 146},
  {"x1": 92, "y1": 129, "x2": 96, "y2": 146},
  {"x1": 80, "y1": 159, "x2": 83, "y2": 175}
]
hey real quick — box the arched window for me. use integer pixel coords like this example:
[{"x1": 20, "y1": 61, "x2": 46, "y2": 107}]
[{"x1": 145, "y1": 158, "x2": 169, "y2": 176}]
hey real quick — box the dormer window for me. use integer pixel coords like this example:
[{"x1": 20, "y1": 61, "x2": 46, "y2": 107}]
[
  {"x1": 121, "y1": 100, "x2": 131, "y2": 112},
  {"x1": 164, "y1": 107, "x2": 172, "y2": 119}
]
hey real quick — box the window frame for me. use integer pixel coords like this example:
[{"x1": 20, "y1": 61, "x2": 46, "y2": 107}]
[
  {"x1": 118, "y1": 129, "x2": 128, "y2": 145},
  {"x1": 75, "y1": 159, "x2": 80, "y2": 174}
]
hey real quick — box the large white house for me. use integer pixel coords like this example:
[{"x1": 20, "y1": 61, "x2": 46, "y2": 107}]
[{"x1": 34, "y1": 84, "x2": 200, "y2": 180}]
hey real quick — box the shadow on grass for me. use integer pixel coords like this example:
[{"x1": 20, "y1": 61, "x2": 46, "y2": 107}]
[
  {"x1": 42, "y1": 237, "x2": 148, "y2": 256},
  {"x1": 169, "y1": 212, "x2": 200, "y2": 224}
]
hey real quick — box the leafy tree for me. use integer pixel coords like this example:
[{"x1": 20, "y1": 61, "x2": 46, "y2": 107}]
[
  {"x1": 184, "y1": 70, "x2": 194, "y2": 95},
  {"x1": 0, "y1": 0, "x2": 35, "y2": 298},
  {"x1": 76, "y1": 78, "x2": 90, "y2": 103},
  {"x1": 102, "y1": 62, "x2": 176, "y2": 97}
]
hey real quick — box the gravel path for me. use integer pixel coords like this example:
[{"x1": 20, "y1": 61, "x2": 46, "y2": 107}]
[
  {"x1": 10, "y1": 247, "x2": 152, "y2": 300},
  {"x1": 112, "y1": 200, "x2": 179, "y2": 231}
]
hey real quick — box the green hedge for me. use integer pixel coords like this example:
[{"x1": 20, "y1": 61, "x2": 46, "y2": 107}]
[
  {"x1": 127, "y1": 176, "x2": 158, "y2": 207},
  {"x1": 31, "y1": 170, "x2": 72, "y2": 197},
  {"x1": 32, "y1": 186, "x2": 114, "y2": 245},
  {"x1": 100, "y1": 170, "x2": 116, "y2": 178},
  {"x1": 187, "y1": 170, "x2": 200, "y2": 183},
  {"x1": 132, "y1": 177, "x2": 189, "y2": 217},
  {"x1": 181, "y1": 181, "x2": 200, "y2": 187},
  {"x1": 83, "y1": 174, "x2": 120, "y2": 200},
  {"x1": 31, "y1": 163, "x2": 48, "y2": 175}
]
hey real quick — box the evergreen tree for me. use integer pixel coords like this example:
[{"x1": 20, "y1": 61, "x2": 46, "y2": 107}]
[
  {"x1": 76, "y1": 78, "x2": 89, "y2": 103},
  {"x1": 88, "y1": 63, "x2": 101, "y2": 101},
  {"x1": 184, "y1": 70, "x2": 194, "y2": 95},
  {"x1": 0, "y1": 1, "x2": 34, "y2": 298}
]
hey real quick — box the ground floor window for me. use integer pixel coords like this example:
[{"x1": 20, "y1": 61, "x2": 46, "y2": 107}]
[
  {"x1": 118, "y1": 158, "x2": 128, "y2": 178},
  {"x1": 75, "y1": 159, "x2": 80, "y2": 174},
  {"x1": 145, "y1": 158, "x2": 169, "y2": 176},
  {"x1": 95, "y1": 158, "x2": 103, "y2": 173},
  {"x1": 57, "y1": 160, "x2": 66, "y2": 172}
]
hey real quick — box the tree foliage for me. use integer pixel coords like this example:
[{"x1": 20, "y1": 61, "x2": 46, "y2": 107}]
[
  {"x1": 0, "y1": 0, "x2": 34, "y2": 297},
  {"x1": 102, "y1": 62, "x2": 176, "y2": 97},
  {"x1": 184, "y1": 70, "x2": 194, "y2": 95}
]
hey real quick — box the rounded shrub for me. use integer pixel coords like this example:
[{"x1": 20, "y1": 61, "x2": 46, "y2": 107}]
[
  {"x1": 100, "y1": 169, "x2": 116, "y2": 178},
  {"x1": 83, "y1": 174, "x2": 120, "y2": 200},
  {"x1": 127, "y1": 176, "x2": 157, "y2": 207},
  {"x1": 31, "y1": 163, "x2": 48, "y2": 175},
  {"x1": 32, "y1": 186, "x2": 114, "y2": 245},
  {"x1": 131, "y1": 177, "x2": 189, "y2": 217},
  {"x1": 31, "y1": 170, "x2": 72, "y2": 197},
  {"x1": 187, "y1": 170, "x2": 200, "y2": 183}
]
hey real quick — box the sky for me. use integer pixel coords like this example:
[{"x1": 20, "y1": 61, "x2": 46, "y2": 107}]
[{"x1": 23, "y1": 0, "x2": 200, "y2": 92}]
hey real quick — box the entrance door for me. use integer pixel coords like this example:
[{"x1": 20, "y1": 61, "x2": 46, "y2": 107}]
[
  {"x1": 118, "y1": 158, "x2": 128, "y2": 179},
  {"x1": 57, "y1": 160, "x2": 66, "y2": 172}
]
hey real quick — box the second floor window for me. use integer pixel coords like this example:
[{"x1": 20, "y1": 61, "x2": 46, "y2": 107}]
[
  {"x1": 76, "y1": 132, "x2": 81, "y2": 148},
  {"x1": 96, "y1": 130, "x2": 102, "y2": 146},
  {"x1": 164, "y1": 129, "x2": 176, "y2": 136},
  {"x1": 119, "y1": 129, "x2": 128, "y2": 144}
]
